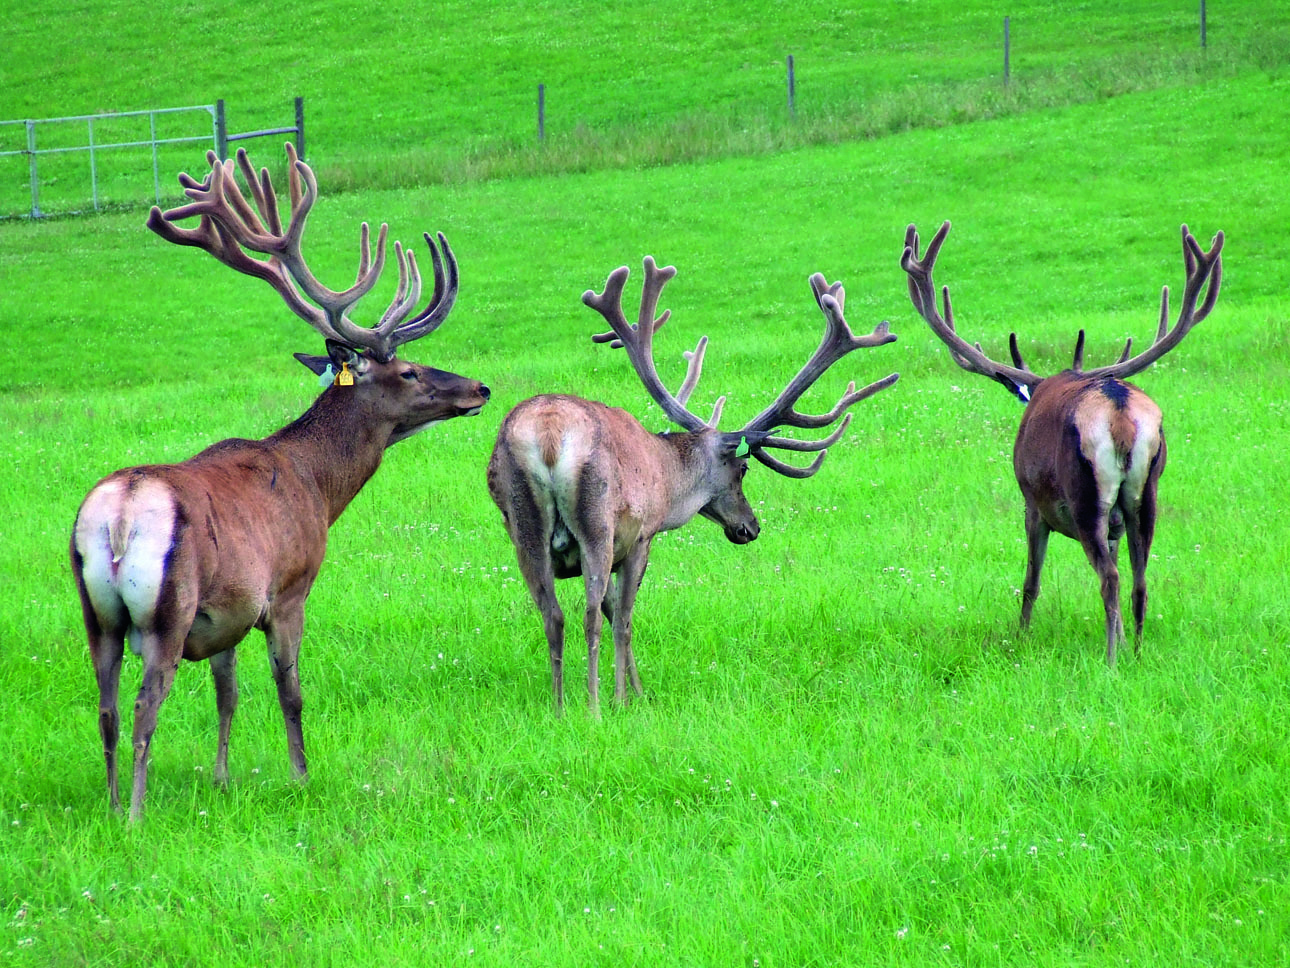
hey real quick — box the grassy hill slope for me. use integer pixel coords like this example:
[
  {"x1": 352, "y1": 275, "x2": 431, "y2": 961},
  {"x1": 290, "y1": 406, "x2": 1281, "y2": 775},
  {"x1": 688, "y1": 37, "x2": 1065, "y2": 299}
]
[
  {"x1": 2, "y1": 61, "x2": 1289, "y2": 963},
  {"x1": 3, "y1": 0, "x2": 1287, "y2": 214}
]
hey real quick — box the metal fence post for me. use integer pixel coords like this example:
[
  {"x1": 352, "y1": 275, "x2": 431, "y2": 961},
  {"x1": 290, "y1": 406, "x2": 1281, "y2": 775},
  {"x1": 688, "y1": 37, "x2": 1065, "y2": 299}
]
[
  {"x1": 1200, "y1": 0, "x2": 1207, "y2": 48},
  {"x1": 787, "y1": 55, "x2": 796, "y2": 116},
  {"x1": 538, "y1": 83, "x2": 546, "y2": 141},
  {"x1": 215, "y1": 98, "x2": 228, "y2": 160},
  {"x1": 295, "y1": 95, "x2": 306, "y2": 159},
  {"x1": 25, "y1": 120, "x2": 40, "y2": 218}
]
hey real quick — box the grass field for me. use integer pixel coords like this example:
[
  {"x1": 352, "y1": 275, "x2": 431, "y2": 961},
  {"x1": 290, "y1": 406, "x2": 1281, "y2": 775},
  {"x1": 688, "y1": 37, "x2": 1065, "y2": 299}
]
[
  {"x1": 4, "y1": 1, "x2": 1289, "y2": 214},
  {"x1": 3, "y1": 3, "x2": 1290, "y2": 965}
]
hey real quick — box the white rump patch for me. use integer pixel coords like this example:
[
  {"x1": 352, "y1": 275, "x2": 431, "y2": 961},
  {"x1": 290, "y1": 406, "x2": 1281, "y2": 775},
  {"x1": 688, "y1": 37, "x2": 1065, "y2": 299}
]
[
  {"x1": 1077, "y1": 412, "x2": 1123, "y2": 507},
  {"x1": 74, "y1": 478, "x2": 177, "y2": 633},
  {"x1": 1121, "y1": 419, "x2": 1162, "y2": 511}
]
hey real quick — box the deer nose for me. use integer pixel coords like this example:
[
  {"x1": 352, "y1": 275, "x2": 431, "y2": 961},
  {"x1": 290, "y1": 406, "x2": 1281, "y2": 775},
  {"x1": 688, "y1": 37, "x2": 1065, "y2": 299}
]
[{"x1": 479, "y1": 384, "x2": 491, "y2": 400}]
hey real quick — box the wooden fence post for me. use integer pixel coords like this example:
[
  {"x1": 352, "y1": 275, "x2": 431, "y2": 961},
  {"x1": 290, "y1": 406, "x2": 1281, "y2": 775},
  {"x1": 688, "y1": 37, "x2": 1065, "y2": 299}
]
[
  {"x1": 1004, "y1": 16, "x2": 1011, "y2": 85},
  {"x1": 787, "y1": 54, "x2": 796, "y2": 116},
  {"x1": 294, "y1": 95, "x2": 306, "y2": 160},
  {"x1": 215, "y1": 98, "x2": 228, "y2": 160},
  {"x1": 25, "y1": 120, "x2": 40, "y2": 218}
]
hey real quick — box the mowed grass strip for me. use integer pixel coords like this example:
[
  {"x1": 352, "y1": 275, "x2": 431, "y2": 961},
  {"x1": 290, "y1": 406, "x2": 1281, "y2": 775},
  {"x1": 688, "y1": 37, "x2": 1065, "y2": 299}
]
[
  {"x1": 2, "y1": 73, "x2": 1289, "y2": 964},
  {"x1": 3, "y1": 0, "x2": 1288, "y2": 214}
]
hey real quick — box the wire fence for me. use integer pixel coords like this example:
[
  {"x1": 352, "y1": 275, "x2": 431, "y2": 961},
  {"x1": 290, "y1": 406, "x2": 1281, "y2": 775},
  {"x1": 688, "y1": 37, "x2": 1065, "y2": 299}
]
[
  {"x1": 1, "y1": 5, "x2": 1214, "y2": 219},
  {"x1": 0, "y1": 98, "x2": 304, "y2": 220}
]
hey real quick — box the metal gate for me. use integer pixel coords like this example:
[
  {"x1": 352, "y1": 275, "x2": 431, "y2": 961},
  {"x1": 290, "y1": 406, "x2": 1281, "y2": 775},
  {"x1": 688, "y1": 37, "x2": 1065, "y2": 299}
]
[{"x1": 0, "y1": 97, "x2": 304, "y2": 219}]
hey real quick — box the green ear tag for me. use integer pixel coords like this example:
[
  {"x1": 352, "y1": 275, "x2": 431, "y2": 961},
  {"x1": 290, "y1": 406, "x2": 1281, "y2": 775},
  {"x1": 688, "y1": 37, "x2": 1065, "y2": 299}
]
[
  {"x1": 318, "y1": 364, "x2": 335, "y2": 388},
  {"x1": 735, "y1": 436, "x2": 750, "y2": 458}
]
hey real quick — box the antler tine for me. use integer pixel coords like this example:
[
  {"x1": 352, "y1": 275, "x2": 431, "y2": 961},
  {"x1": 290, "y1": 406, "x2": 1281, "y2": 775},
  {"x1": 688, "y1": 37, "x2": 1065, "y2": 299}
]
[
  {"x1": 584, "y1": 259, "x2": 714, "y2": 431},
  {"x1": 1083, "y1": 225, "x2": 1224, "y2": 380},
  {"x1": 743, "y1": 276, "x2": 897, "y2": 434},
  {"x1": 373, "y1": 241, "x2": 418, "y2": 337},
  {"x1": 392, "y1": 232, "x2": 460, "y2": 345},
  {"x1": 901, "y1": 220, "x2": 1037, "y2": 388},
  {"x1": 147, "y1": 144, "x2": 461, "y2": 362},
  {"x1": 739, "y1": 274, "x2": 899, "y2": 478},
  {"x1": 750, "y1": 447, "x2": 828, "y2": 480}
]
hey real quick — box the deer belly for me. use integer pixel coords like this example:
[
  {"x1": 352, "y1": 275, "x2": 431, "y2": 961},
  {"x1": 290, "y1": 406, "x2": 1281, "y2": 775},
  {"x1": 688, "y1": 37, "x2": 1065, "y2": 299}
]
[{"x1": 183, "y1": 605, "x2": 259, "y2": 660}]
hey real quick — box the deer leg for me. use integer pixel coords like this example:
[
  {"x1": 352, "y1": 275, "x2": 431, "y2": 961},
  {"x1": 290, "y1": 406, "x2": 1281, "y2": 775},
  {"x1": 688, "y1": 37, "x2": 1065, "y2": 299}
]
[
  {"x1": 264, "y1": 611, "x2": 308, "y2": 782},
  {"x1": 89, "y1": 628, "x2": 126, "y2": 814},
  {"x1": 566, "y1": 530, "x2": 613, "y2": 717},
  {"x1": 580, "y1": 554, "x2": 613, "y2": 717},
  {"x1": 1020, "y1": 503, "x2": 1050, "y2": 631},
  {"x1": 1124, "y1": 491, "x2": 1158, "y2": 657},
  {"x1": 210, "y1": 648, "x2": 238, "y2": 788},
  {"x1": 74, "y1": 563, "x2": 127, "y2": 813},
  {"x1": 1123, "y1": 515, "x2": 1150, "y2": 656},
  {"x1": 129, "y1": 630, "x2": 184, "y2": 822},
  {"x1": 1077, "y1": 514, "x2": 1124, "y2": 668},
  {"x1": 503, "y1": 480, "x2": 566, "y2": 712},
  {"x1": 611, "y1": 541, "x2": 651, "y2": 703}
]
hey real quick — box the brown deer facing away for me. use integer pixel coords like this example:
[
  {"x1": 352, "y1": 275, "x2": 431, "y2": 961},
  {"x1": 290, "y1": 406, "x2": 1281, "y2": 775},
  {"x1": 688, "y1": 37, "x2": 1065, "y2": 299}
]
[
  {"x1": 70, "y1": 145, "x2": 490, "y2": 819},
  {"x1": 488, "y1": 256, "x2": 899, "y2": 712},
  {"x1": 901, "y1": 221, "x2": 1223, "y2": 666}
]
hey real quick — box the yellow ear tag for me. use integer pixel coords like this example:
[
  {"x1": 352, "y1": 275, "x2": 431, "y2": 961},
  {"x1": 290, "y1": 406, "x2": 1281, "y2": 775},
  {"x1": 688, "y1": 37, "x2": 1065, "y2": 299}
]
[{"x1": 335, "y1": 361, "x2": 354, "y2": 386}]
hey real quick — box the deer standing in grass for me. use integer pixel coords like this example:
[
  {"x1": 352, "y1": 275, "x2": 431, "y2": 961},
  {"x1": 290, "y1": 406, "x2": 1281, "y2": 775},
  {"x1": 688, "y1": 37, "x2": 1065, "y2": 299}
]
[
  {"x1": 488, "y1": 256, "x2": 899, "y2": 712},
  {"x1": 70, "y1": 145, "x2": 490, "y2": 819},
  {"x1": 900, "y1": 221, "x2": 1223, "y2": 665}
]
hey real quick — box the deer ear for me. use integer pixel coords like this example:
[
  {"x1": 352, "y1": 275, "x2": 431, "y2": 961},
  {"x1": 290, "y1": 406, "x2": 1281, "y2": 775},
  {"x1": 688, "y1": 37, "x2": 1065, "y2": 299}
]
[
  {"x1": 293, "y1": 352, "x2": 331, "y2": 377},
  {"x1": 720, "y1": 431, "x2": 766, "y2": 459},
  {"x1": 995, "y1": 374, "x2": 1032, "y2": 404},
  {"x1": 323, "y1": 340, "x2": 375, "y2": 380}
]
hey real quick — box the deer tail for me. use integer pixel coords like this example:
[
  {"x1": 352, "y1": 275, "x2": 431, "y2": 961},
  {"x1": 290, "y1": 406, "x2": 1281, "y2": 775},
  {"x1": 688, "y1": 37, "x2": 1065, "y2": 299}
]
[{"x1": 108, "y1": 512, "x2": 133, "y2": 564}]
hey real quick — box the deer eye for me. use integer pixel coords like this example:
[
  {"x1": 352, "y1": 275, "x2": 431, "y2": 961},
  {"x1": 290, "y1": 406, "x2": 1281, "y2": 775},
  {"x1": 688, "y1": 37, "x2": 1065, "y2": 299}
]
[
  {"x1": 400, "y1": 369, "x2": 419, "y2": 382},
  {"x1": 738, "y1": 463, "x2": 748, "y2": 480}
]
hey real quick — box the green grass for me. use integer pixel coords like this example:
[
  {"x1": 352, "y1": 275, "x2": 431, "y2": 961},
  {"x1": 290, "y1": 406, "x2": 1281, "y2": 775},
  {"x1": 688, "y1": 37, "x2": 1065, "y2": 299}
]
[
  {"x1": 3, "y1": 0, "x2": 1288, "y2": 214},
  {"x1": 3, "y1": 9, "x2": 1290, "y2": 967}
]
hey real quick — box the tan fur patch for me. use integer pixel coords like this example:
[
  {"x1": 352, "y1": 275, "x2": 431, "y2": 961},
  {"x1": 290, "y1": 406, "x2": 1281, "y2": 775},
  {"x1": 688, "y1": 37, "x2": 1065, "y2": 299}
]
[
  {"x1": 537, "y1": 422, "x2": 564, "y2": 468},
  {"x1": 1109, "y1": 407, "x2": 1137, "y2": 457}
]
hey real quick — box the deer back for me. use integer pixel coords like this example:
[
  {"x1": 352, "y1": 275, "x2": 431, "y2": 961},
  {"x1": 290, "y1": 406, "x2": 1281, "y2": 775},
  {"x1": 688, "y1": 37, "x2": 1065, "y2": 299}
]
[
  {"x1": 1014, "y1": 371, "x2": 1165, "y2": 538},
  {"x1": 488, "y1": 394, "x2": 751, "y2": 573}
]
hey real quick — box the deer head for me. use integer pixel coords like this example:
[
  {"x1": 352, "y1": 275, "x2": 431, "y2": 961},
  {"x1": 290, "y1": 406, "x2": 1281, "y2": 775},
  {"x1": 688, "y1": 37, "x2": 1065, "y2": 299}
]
[
  {"x1": 900, "y1": 220, "x2": 1224, "y2": 402},
  {"x1": 146, "y1": 143, "x2": 489, "y2": 437},
  {"x1": 582, "y1": 256, "x2": 901, "y2": 539}
]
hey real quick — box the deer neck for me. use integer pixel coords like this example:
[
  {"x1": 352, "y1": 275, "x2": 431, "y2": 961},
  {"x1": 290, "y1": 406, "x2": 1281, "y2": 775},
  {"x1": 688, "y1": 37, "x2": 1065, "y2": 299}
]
[
  {"x1": 268, "y1": 387, "x2": 396, "y2": 524},
  {"x1": 654, "y1": 431, "x2": 721, "y2": 531}
]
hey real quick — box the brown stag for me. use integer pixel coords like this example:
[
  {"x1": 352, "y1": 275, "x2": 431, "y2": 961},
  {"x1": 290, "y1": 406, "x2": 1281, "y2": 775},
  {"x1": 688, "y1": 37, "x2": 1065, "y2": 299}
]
[
  {"x1": 488, "y1": 256, "x2": 899, "y2": 712},
  {"x1": 70, "y1": 145, "x2": 490, "y2": 819},
  {"x1": 900, "y1": 221, "x2": 1223, "y2": 665}
]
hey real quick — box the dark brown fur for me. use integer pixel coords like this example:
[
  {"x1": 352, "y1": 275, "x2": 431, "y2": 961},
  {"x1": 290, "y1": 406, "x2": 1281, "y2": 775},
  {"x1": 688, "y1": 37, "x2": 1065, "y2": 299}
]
[
  {"x1": 1013, "y1": 371, "x2": 1164, "y2": 664},
  {"x1": 72, "y1": 358, "x2": 488, "y2": 819}
]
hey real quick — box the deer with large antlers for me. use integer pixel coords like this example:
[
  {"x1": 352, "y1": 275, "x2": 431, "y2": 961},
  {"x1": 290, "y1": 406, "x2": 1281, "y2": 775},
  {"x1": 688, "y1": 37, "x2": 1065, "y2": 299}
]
[
  {"x1": 901, "y1": 221, "x2": 1223, "y2": 666},
  {"x1": 70, "y1": 145, "x2": 490, "y2": 819},
  {"x1": 487, "y1": 256, "x2": 899, "y2": 712}
]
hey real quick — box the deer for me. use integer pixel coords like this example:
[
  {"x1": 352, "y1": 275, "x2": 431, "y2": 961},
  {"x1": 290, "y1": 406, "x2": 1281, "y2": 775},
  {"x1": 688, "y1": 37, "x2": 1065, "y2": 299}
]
[
  {"x1": 487, "y1": 255, "x2": 899, "y2": 713},
  {"x1": 900, "y1": 220, "x2": 1223, "y2": 666},
  {"x1": 70, "y1": 144, "x2": 490, "y2": 820}
]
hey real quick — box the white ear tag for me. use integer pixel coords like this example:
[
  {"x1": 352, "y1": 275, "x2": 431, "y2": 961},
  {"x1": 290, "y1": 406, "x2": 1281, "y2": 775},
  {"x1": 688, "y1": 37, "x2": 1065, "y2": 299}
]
[{"x1": 1018, "y1": 384, "x2": 1031, "y2": 402}]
